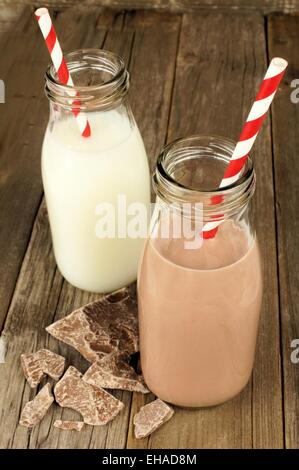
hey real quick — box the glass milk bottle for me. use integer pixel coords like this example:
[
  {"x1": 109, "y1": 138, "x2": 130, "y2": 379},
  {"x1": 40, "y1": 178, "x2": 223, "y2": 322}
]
[
  {"x1": 42, "y1": 49, "x2": 150, "y2": 293},
  {"x1": 138, "y1": 136, "x2": 263, "y2": 407}
]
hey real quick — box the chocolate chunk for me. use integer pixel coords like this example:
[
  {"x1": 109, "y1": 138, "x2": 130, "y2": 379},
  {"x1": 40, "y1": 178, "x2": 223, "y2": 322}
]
[
  {"x1": 83, "y1": 353, "x2": 149, "y2": 394},
  {"x1": 54, "y1": 366, "x2": 124, "y2": 425},
  {"x1": 133, "y1": 399, "x2": 174, "y2": 439},
  {"x1": 19, "y1": 383, "x2": 54, "y2": 428},
  {"x1": 37, "y1": 349, "x2": 65, "y2": 380},
  {"x1": 46, "y1": 286, "x2": 138, "y2": 363},
  {"x1": 20, "y1": 353, "x2": 44, "y2": 388},
  {"x1": 21, "y1": 349, "x2": 65, "y2": 387},
  {"x1": 54, "y1": 420, "x2": 84, "y2": 431}
]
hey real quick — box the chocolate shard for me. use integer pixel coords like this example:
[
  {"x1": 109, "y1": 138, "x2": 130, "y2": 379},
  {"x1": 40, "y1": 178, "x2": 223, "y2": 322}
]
[
  {"x1": 19, "y1": 383, "x2": 54, "y2": 428},
  {"x1": 20, "y1": 353, "x2": 44, "y2": 388},
  {"x1": 21, "y1": 349, "x2": 65, "y2": 387},
  {"x1": 83, "y1": 353, "x2": 149, "y2": 394},
  {"x1": 54, "y1": 366, "x2": 124, "y2": 426},
  {"x1": 46, "y1": 286, "x2": 138, "y2": 363},
  {"x1": 37, "y1": 349, "x2": 65, "y2": 380},
  {"x1": 133, "y1": 399, "x2": 174, "y2": 439},
  {"x1": 54, "y1": 420, "x2": 84, "y2": 431}
]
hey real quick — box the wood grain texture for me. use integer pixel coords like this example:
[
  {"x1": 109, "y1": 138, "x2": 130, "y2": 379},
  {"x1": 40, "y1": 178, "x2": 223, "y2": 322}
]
[
  {"x1": 1, "y1": 0, "x2": 299, "y2": 14},
  {"x1": 124, "y1": 11, "x2": 181, "y2": 174},
  {"x1": 0, "y1": 9, "x2": 181, "y2": 449},
  {"x1": 0, "y1": 7, "x2": 46, "y2": 334},
  {"x1": 0, "y1": 4, "x2": 28, "y2": 31},
  {"x1": 127, "y1": 12, "x2": 283, "y2": 449},
  {"x1": 0, "y1": 8, "x2": 120, "y2": 449},
  {"x1": 268, "y1": 13, "x2": 299, "y2": 449},
  {"x1": 0, "y1": 6, "x2": 293, "y2": 450}
]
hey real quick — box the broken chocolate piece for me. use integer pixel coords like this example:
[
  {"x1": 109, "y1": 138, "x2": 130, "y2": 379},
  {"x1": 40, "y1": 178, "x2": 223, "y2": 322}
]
[
  {"x1": 54, "y1": 420, "x2": 84, "y2": 431},
  {"x1": 37, "y1": 349, "x2": 65, "y2": 380},
  {"x1": 46, "y1": 286, "x2": 138, "y2": 363},
  {"x1": 20, "y1": 353, "x2": 44, "y2": 388},
  {"x1": 21, "y1": 349, "x2": 65, "y2": 387},
  {"x1": 83, "y1": 353, "x2": 149, "y2": 394},
  {"x1": 19, "y1": 383, "x2": 54, "y2": 428},
  {"x1": 133, "y1": 399, "x2": 174, "y2": 439},
  {"x1": 54, "y1": 366, "x2": 124, "y2": 426}
]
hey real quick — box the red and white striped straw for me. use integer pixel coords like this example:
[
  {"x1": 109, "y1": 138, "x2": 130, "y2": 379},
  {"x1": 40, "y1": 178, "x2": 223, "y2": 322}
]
[
  {"x1": 35, "y1": 8, "x2": 91, "y2": 138},
  {"x1": 202, "y1": 57, "x2": 288, "y2": 239}
]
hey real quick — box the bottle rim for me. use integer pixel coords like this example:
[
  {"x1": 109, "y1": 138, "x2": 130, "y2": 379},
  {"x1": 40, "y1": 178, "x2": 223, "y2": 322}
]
[
  {"x1": 153, "y1": 135, "x2": 256, "y2": 219},
  {"x1": 44, "y1": 49, "x2": 129, "y2": 111}
]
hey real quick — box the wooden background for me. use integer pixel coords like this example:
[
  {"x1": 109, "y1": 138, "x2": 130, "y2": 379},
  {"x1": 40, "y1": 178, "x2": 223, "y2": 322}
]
[
  {"x1": 1, "y1": 0, "x2": 299, "y2": 13},
  {"x1": 0, "y1": 1, "x2": 299, "y2": 449}
]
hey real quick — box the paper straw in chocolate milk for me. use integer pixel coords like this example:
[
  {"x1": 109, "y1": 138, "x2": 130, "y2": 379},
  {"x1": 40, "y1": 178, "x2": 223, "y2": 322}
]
[{"x1": 202, "y1": 57, "x2": 287, "y2": 239}]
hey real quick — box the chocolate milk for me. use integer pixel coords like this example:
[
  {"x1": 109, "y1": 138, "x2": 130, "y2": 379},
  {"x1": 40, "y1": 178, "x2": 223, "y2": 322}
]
[{"x1": 138, "y1": 220, "x2": 262, "y2": 407}]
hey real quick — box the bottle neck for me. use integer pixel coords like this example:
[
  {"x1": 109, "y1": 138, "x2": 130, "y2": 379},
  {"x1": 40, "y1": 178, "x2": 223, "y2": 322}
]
[
  {"x1": 45, "y1": 49, "x2": 129, "y2": 112},
  {"x1": 153, "y1": 135, "x2": 256, "y2": 224}
]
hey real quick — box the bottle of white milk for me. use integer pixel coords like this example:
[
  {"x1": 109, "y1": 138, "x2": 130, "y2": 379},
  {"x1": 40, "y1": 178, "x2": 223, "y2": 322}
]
[{"x1": 42, "y1": 50, "x2": 151, "y2": 293}]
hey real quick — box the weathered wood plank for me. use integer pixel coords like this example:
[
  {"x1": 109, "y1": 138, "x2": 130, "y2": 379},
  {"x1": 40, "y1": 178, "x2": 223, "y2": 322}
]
[
  {"x1": 0, "y1": 4, "x2": 28, "y2": 31},
  {"x1": 0, "y1": 8, "x2": 117, "y2": 449},
  {"x1": 0, "y1": 9, "x2": 181, "y2": 449},
  {"x1": 126, "y1": 12, "x2": 283, "y2": 449},
  {"x1": 0, "y1": 6, "x2": 288, "y2": 450},
  {"x1": 124, "y1": 11, "x2": 181, "y2": 174},
  {"x1": 268, "y1": 13, "x2": 299, "y2": 449},
  {"x1": 0, "y1": 7, "x2": 48, "y2": 334},
  {"x1": 2, "y1": 0, "x2": 299, "y2": 14}
]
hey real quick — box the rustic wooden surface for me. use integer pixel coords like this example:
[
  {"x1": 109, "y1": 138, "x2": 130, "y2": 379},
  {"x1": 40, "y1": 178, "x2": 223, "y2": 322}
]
[
  {"x1": 0, "y1": 5, "x2": 298, "y2": 449},
  {"x1": 268, "y1": 14, "x2": 299, "y2": 449},
  {"x1": 2, "y1": 0, "x2": 299, "y2": 14}
]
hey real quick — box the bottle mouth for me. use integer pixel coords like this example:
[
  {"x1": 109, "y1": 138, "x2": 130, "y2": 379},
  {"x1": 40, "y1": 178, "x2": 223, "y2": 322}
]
[
  {"x1": 45, "y1": 49, "x2": 129, "y2": 111},
  {"x1": 153, "y1": 135, "x2": 256, "y2": 220}
]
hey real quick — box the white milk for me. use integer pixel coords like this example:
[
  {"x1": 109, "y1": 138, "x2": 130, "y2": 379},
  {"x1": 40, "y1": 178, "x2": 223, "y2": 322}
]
[{"x1": 42, "y1": 110, "x2": 150, "y2": 293}]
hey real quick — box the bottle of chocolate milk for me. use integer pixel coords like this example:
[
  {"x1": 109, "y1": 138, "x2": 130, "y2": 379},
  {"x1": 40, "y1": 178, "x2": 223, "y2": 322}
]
[{"x1": 138, "y1": 136, "x2": 263, "y2": 408}]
